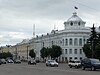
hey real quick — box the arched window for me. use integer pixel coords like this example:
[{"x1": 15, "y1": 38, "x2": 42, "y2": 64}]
[
  {"x1": 74, "y1": 38, "x2": 78, "y2": 46},
  {"x1": 78, "y1": 22, "x2": 80, "y2": 26},
  {"x1": 65, "y1": 39, "x2": 68, "y2": 46},
  {"x1": 79, "y1": 38, "x2": 82, "y2": 46},
  {"x1": 70, "y1": 22, "x2": 73, "y2": 26},
  {"x1": 69, "y1": 38, "x2": 73, "y2": 45},
  {"x1": 52, "y1": 41, "x2": 53, "y2": 45},
  {"x1": 62, "y1": 39, "x2": 64, "y2": 46}
]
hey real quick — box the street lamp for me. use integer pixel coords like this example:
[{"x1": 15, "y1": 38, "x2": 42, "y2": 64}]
[
  {"x1": 15, "y1": 46, "x2": 17, "y2": 59},
  {"x1": 27, "y1": 46, "x2": 29, "y2": 60},
  {"x1": 27, "y1": 43, "x2": 30, "y2": 60}
]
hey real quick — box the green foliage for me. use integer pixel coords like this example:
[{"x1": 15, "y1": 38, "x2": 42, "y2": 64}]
[
  {"x1": 50, "y1": 45, "x2": 62, "y2": 59},
  {"x1": 82, "y1": 44, "x2": 92, "y2": 58},
  {"x1": 40, "y1": 45, "x2": 62, "y2": 59},
  {"x1": 83, "y1": 25, "x2": 100, "y2": 59},
  {"x1": 0, "y1": 52, "x2": 13, "y2": 59},
  {"x1": 29, "y1": 49, "x2": 36, "y2": 58},
  {"x1": 95, "y1": 45, "x2": 100, "y2": 59}
]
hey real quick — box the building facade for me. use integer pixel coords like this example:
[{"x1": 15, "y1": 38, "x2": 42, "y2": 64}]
[{"x1": 31, "y1": 12, "x2": 91, "y2": 62}]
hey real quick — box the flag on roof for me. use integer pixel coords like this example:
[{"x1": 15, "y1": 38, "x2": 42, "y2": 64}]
[{"x1": 74, "y1": 6, "x2": 78, "y2": 9}]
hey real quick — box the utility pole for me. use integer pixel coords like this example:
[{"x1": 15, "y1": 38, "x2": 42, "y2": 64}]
[{"x1": 27, "y1": 45, "x2": 29, "y2": 60}]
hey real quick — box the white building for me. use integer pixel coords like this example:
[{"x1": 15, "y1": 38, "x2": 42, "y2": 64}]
[{"x1": 30, "y1": 12, "x2": 91, "y2": 62}]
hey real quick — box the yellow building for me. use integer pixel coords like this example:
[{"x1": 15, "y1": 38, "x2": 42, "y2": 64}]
[{"x1": 13, "y1": 39, "x2": 33, "y2": 60}]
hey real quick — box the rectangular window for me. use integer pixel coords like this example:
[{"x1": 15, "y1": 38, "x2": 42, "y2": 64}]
[
  {"x1": 79, "y1": 38, "x2": 82, "y2": 46},
  {"x1": 69, "y1": 57, "x2": 72, "y2": 60},
  {"x1": 69, "y1": 38, "x2": 73, "y2": 45},
  {"x1": 69, "y1": 49, "x2": 72, "y2": 54},
  {"x1": 62, "y1": 49, "x2": 64, "y2": 54},
  {"x1": 62, "y1": 39, "x2": 64, "y2": 46},
  {"x1": 65, "y1": 39, "x2": 68, "y2": 46},
  {"x1": 80, "y1": 49, "x2": 82, "y2": 54},
  {"x1": 74, "y1": 49, "x2": 77, "y2": 54},
  {"x1": 65, "y1": 49, "x2": 67, "y2": 54}
]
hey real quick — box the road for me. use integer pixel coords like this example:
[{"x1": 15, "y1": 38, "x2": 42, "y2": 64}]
[{"x1": 0, "y1": 62, "x2": 100, "y2": 75}]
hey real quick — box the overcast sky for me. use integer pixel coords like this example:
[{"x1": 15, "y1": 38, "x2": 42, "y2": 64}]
[{"x1": 0, "y1": 0, "x2": 100, "y2": 46}]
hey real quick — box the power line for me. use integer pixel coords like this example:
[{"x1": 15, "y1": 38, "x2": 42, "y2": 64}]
[{"x1": 69, "y1": 0, "x2": 98, "y2": 11}]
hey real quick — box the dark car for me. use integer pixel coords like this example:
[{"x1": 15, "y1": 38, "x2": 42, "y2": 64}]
[
  {"x1": 81, "y1": 58, "x2": 100, "y2": 71},
  {"x1": 28, "y1": 59, "x2": 36, "y2": 65},
  {"x1": 46, "y1": 60, "x2": 58, "y2": 67},
  {"x1": 0, "y1": 60, "x2": 1, "y2": 65},
  {"x1": 1, "y1": 59, "x2": 6, "y2": 64},
  {"x1": 14, "y1": 59, "x2": 21, "y2": 64}
]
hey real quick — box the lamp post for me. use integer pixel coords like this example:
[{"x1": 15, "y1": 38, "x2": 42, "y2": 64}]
[
  {"x1": 27, "y1": 45, "x2": 29, "y2": 60},
  {"x1": 27, "y1": 44, "x2": 30, "y2": 60},
  {"x1": 15, "y1": 46, "x2": 17, "y2": 59}
]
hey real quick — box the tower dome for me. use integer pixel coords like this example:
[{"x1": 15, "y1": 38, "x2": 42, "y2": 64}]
[
  {"x1": 67, "y1": 12, "x2": 82, "y2": 22},
  {"x1": 64, "y1": 12, "x2": 86, "y2": 30}
]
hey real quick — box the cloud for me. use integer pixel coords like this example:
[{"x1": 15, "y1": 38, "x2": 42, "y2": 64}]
[{"x1": 0, "y1": 0, "x2": 100, "y2": 46}]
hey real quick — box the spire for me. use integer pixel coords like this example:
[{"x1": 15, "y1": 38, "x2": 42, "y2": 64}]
[
  {"x1": 73, "y1": 6, "x2": 78, "y2": 14},
  {"x1": 33, "y1": 24, "x2": 35, "y2": 38}
]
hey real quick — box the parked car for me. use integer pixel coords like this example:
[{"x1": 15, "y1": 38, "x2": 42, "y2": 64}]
[
  {"x1": 1, "y1": 59, "x2": 6, "y2": 64},
  {"x1": 28, "y1": 59, "x2": 36, "y2": 65},
  {"x1": 0, "y1": 60, "x2": 1, "y2": 65},
  {"x1": 14, "y1": 59, "x2": 21, "y2": 64},
  {"x1": 46, "y1": 60, "x2": 58, "y2": 67},
  {"x1": 81, "y1": 58, "x2": 100, "y2": 71},
  {"x1": 68, "y1": 60, "x2": 81, "y2": 68},
  {"x1": 7, "y1": 59, "x2": 13, "y2": 63}
]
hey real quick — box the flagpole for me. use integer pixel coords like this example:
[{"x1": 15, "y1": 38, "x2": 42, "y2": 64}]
[
  {"x1": 74, "y1": 6, "x2": 78, "y2": 13},
  {"x1": 33, "y1": 24, "x2": 35, "y2": 38}
]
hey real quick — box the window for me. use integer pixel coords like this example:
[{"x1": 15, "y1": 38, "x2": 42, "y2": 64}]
[
  {"x1": 65, "y1": 57, "x2": 68, "y2": 62},
  {"x1": 70, "y1": 22, "x2": 73, "y2": 26},
  {"x1": 65, "y1": 39, "x2": 68, "y2": 46},
  {"x1": 80, "y1": 57, "x2": 82, "y2": 60},
  {"x1": 43, "y1": 42, "x2": 44, "y2": 47},
  {"x1": 74, "y1": 57, "x2": 77, "y2": 60},
  {"x1": 62, "y1": 57, "x2": 64, "y2": 62},
  {"x1": 62, "y1": 39, "x2": 64, "y2": 46},
  {"x1": 80, "y1": 49, "x2": 82, "y2": 54},
  {"x1": 62, "y1": 49, "x2": 64, "y2": 54},
  {"x1": 74, "y1": 38, "x2": 78, "y2": 46},
  {"x1": 78, "y1": 22, "x2": 80, "y2": 26},
  {"x1": 69, "y1": 57, "x2": 72, "y2": 60},
  {"x1": 79, "y1": 38, "x2": 82, "y2": 46},
  {"x1": 69, "y1": 49, "x2": 72, "y2": 54},
  {"x1": 74, "y1": 49, "x2": 77, "y2": 54},
  {"x1": 52, "y1": 41, "x2": 53, "y2": 45},
  {"x1": 69, "y1": 38, "x2": 73, "y2": 45},
  {"x1": 65, "y1": 49, "x2": 67, "y2": 54}
]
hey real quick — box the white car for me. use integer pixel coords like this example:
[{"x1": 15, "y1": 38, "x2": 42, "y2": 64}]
[
  {"x1": 28, "y1": 59, "x2": 36, "y2": 65},
  {"x1": 7, "y1": 59, "x2": 13, "y2": 63},
  {"x1": 46, "y1": 60, "x2": 58, "y2": 67},
  {"x1": 68, "y1": 60, "x2": 81, "y2": 68}
]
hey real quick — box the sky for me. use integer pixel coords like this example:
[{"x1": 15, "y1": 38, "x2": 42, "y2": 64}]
[{"x1": 0, "y1": 0, "x2": 100, "y2": 46}]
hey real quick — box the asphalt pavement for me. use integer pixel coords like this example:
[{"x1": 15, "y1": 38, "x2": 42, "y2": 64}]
[{"x1": 0, "y1": 62, "x2": 100, "y2": 75}]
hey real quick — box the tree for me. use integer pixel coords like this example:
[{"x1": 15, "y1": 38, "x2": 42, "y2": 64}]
[
  {"x1": 29, "y1": 49, "x2": 36, "y2": 59},
  {"x1": 0, "y1": 52, "x2": 13, "y2": 59},
  {"x1": 50, "y1": 45, "x2": 62, "y2": 59},
  {"x1": 82, "y1": 44, "x2": 92, "y2": 58},
  {"x1": 95, "y1": 45, "x2": 100, "y2": 59},
  {"x1": 40, "y1": 45, "x2": 62, "y2": 60},
  {"x1": 40, "y1": 47, "x2": 47, "y2": 59},
  {"x1": 83, "y1": 24, "x2": 100, "y2": 58}
]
